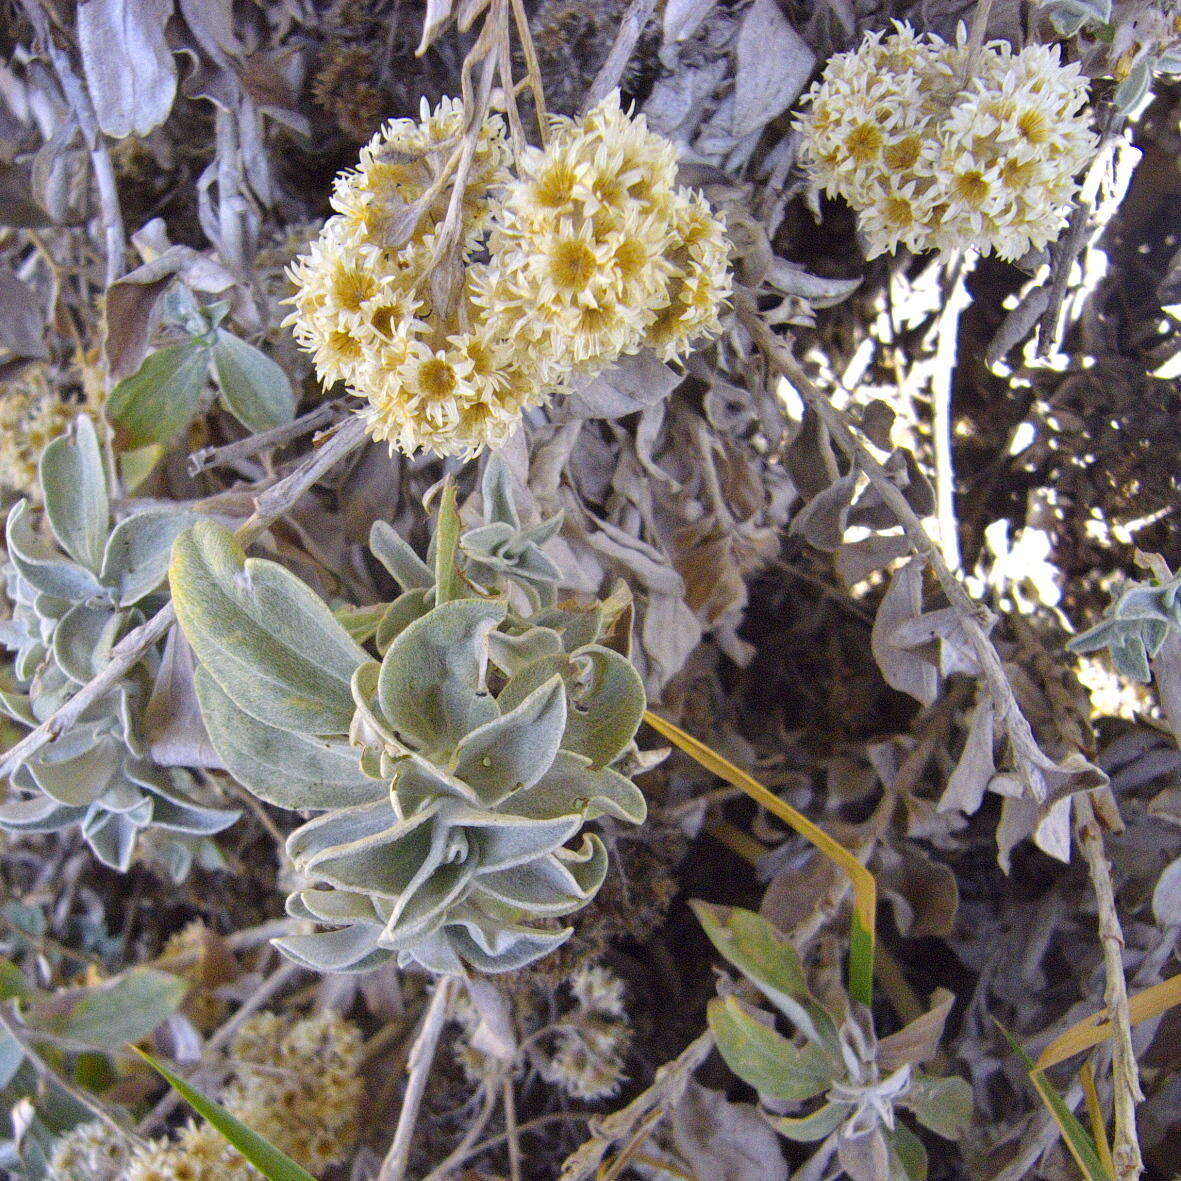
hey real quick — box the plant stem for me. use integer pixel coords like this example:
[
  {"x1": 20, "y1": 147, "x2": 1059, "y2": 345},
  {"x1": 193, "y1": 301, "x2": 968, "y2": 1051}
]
[
  {"x1": 1074, "y1": 792, "x2": 1143, "y2": 1179},
  {"x1": 379, "y1": 974, "x2": 459, "y2": 1181},
  {"x1": 580, "y1": 0, "x2": 658, "y2": 114}
]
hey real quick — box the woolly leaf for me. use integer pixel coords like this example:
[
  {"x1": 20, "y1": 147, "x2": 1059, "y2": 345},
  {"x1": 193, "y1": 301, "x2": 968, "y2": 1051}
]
[
  {"x1": 211, "y1": 329, "x2": 296, "y2": 433},
  {"x1": 38, "y1": 415, "x2": 108, "y2": 571},
  {"x1": 170, "y1": 520, "x2": 367, "y2": 735}
]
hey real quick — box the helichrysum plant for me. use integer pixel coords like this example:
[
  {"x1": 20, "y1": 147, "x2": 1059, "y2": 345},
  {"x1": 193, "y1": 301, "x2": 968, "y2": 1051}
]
[
  {"x1": 694, "y1": 902, "x2": 973, "y2": 1181},
  {"x1": 0, "y1": 416, "x2": 238, "y2": 875},
  {"x1": 797, "y1": 23, "x2": 1098, "y2": 259},
  {"x1": 169, "y1": 457, "x2": 647, "y2": 974},
  {"x1": 286, "y1": 92, "x2": 731, "y2": 459}
]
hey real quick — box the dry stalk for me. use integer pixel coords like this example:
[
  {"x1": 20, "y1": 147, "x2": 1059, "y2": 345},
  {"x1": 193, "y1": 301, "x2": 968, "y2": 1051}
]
[
  {"x1": 580, "y1": 0, "x2": 659, "y2": 114},
  {"x1": 738, "y1": 294, "x2": 1061, "y2": 801},
  {"x1": 379, "y1": 973, "x2": 460, "y2": 1181},
  {"x1": 1073, "y1": 791, "x2": 1144, "y2": 1179},
  {"x1": 559, "y1": 1029, "x2": 714, "y2": 1180}
]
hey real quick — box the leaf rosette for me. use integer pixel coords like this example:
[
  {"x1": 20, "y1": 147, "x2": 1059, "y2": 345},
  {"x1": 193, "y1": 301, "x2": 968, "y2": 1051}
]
[
  {"x1": 0, "y1": 416, "x2": 238, "y2": 875},
  {"x1": 172, "y1": 460, "x2": 647, "y2": 974}
]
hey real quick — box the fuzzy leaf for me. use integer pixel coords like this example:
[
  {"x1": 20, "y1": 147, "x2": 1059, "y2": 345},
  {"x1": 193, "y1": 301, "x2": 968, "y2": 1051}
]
[
  {"x1": 370, "y1": 520, "x2": 434, "y2": 591},
  {"x1": 377, "y1": 597, "x2": 506, "y2": 754},
  {"x1": 692, "y1": 902, "x2": 837, "y2": 1049},
  {"x1": 901, "y1": 1073, "x2": 974, "y2": 1139},
  {"x1": 6, "y1": 501, "x2": 104, "y2": 602},
  {"x1": 101, "y1": 509, "x2": 198, "y2": 606},
  {"x1": 108, "y1": 340, "x2": 211, "y2": 448},
  {"x1": 211, "y1": 330, "x2": 296, "y2": 432},
  {"x1": 708, "y1": 996, "x2": 835, "y2": 1102},
  {"x1": 38, "y1": 416, "x2": 108, "y2": 571},
  {"x1": 24, "y1": 967, "x2": 186, "y2": 1049},
  {"x1": 170, "y1": 521, "x2": 367, "y2": 735}
]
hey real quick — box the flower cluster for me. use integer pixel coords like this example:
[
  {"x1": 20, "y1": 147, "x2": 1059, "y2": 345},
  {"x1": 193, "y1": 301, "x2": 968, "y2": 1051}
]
[
  {"x1": 48, "y1": 1120, "x2": 129, "y2": 1181},
  {"x1": 118, "y1": 1012, "x2": 364, "y2": 1180},
  {"x1": 287, "y1": 92, "x2": 731, "y2": 458},
  {"x1": 798, "y1": 24, "x2": 1098, "y2": 259}
]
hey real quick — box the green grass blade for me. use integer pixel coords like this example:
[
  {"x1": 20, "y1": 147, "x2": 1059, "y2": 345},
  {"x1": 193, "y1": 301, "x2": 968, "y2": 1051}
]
[
  {"x1": 996, "y1": 1024, "x2": 1112, "y2": 1181},
  {"x1": 133, "y1": 1048, "x2": 317, "y2": 1181}
]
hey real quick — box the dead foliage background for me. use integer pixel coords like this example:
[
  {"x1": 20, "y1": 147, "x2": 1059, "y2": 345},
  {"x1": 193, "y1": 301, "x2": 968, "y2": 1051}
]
[{"x1": 1, "y1": 0, "x2": 1180, "y2": 1178}]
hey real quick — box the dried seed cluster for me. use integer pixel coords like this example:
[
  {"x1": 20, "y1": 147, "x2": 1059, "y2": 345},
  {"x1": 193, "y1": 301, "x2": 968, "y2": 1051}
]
[
  {"x1": 798, "y1": 24, "x2": 1098, "y2": 259},
  {"x1": 118, "y1": 1012, "x2": 364, "y2": 1180},
  {"x1": 0, "y1": 381, "x2": 99, "y2": 497},
  {"x1": 287, "y1": 92, "x2": 731, "y2": 458}
]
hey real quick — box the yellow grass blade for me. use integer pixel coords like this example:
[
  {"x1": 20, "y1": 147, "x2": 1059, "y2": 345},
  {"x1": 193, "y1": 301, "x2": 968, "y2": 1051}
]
[
  {"x1": 1036, "y1": 972, "x2": 1181, "y2": 1070},
  {"x1": 643, "y1": 710, "x2": 876, "y2": 1005},
  {"x1": 1079, "y1": 1059, "x2": 1115, "y2": 1180}
]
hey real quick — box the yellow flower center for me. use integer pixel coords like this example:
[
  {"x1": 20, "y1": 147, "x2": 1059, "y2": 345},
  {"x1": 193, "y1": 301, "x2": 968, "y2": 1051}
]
[
  {"x1": 883, "y1": 135, "x2": 922, "y2": 172},
  {"x1": 418, "y1": 357, "x2": 457, "y2": 401},
  {"x1": 845, "y1": 122, "x2": 883, "y2": 163},
  {"x1": 952, "y1": 170, "x2": 990, "y2": 207},
  {"x1": 551, "y1": 239, "x2": 597, "y2": 292}
]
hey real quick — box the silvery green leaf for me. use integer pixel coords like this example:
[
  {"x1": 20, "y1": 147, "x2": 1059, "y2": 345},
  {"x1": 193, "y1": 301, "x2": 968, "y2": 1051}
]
[
  {"x1": 38, "y1": 416, "x2": 108, "y2": 571},
  {"x1": 108, "y1": 339, "x2": 211, "y2": 448},
  {"x1": 148, "y1": 795, "x2": 240, "y2": 836},
  {"x1": 444, "y1": 911, "x2": 572, "y2": 974},
  {"x1": 692, "y1": 902, "x2": 838, "y2": 1052},
  {"x1": 1157, "y1": 49, "x2": 1181, "y2": 75},
  {"x1": 82, "y1": 807, "x2": 141, "y2": 870},
  {"x1": 385, "y1": 858, "x2": 478, "y2": 944},
  {"x1": 1114, "y1": 57, "x2": 1153, "y2": 112},
  {"x1": 500, "y1": 645, "x2": 646, "y2": 768},
  {"x1": 274, "y1": 923, "x2": 389, "y2": 973},
  {"x1": 211, "y1": 329, "x2": 296, "y2": 432},
  {"x1": 370, "y1": 521, "x2": 434, "y2": 590},
  {"x1": 481, "y1": 454, "x2": 521, "y2": 529},
  {"x1": 21, "y1": 966, "x2": 186, "y2": 1050},
  {"x1": 170, "y1": 521, "x2": 367, "y2": 735},
  {"x1": 0, "y1": 673, "x2": 35, "y2": 726},
  {"x1": 452, "y1": 808, "x2": 582, "y2": 870},
  {"x1": 334, "y1": 603, "x2": 387, "y2": 645},
  {"x1": 296, "y1": 887, "x2": 387, "y2": 925},
  {"x1": 52, "y1": 603, "x2": 120, "y2": 683},
  {"x1": 6, "y1": 501, "x2": 104, "y2": 602},
  {"x1": 767, "y1": 1101, "x2": 851, "y2": 1142},
  {"x1": 486, "y1": 626, "x2": 565, "y2": 675},
  {"x1": 507, "y1": 751, "x2": 647, "y2": 823},
  {"x1": 708, "y1": 996, "x2": 835, "y2": 1102},
  {"x1": 375, "y1": 589, "x2": 434, "y2": 653},
  {"x1": 0, "y1": 794, "x2": 85, "y2": 831},
  {"x1": 391, "y1": 750, "x2": 483, "y2": 811},
  {"x1": 884, "y1": 1122, "x2": 928, "y2": 1181},
  {"x1": 195, "y1": 667, "x2": 383, "y2": 809},
  {"x1": 26, "y1": 735, "x2": 120, "y2": 807},
  {"x1": 900, "y1": 1073, "x2": 974, "y2": 1139},
  {"x1": 377, "y1": 598, "x2": 506, "y2": 754},
  {"x1": 474, "y1": 833, "x2": 607, "y2": 915},
  {"x1": 100, "y1": 509, "x2": 199, "y2": 606},
  {"x1": 289, "y1": 801, "x2": 438, "y2": 897},
  {"x1": 453, "y1": 676, "x2": 566, "y2": 804}
]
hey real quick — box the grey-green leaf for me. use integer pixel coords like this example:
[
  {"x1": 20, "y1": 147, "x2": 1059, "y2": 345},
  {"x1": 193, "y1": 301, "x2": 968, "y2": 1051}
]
[
  {"x1": 707, "y1": 996, "x2": 835, "y2": 1103},
  {"x1": 101, "y1": 509, "x2": 199, "y2": 606},
  {"x1": 108, "y1": 339, "x2": 212, "y2": 448},
  {"x1": 170, "y1": 521, "x2": 367, "y2": 736},
  {"x1": 194, "y1": 667, "x2": 384, "y2": 810},
  {"x1": 377, "y1": 597, "x2": 506, "y2": 754},
  {"x1": 38, "y1": 415, "x2": 108, "y2": 570},
  {"x1": 211, "y1": 329, "x2": 296, "y2": 433}
]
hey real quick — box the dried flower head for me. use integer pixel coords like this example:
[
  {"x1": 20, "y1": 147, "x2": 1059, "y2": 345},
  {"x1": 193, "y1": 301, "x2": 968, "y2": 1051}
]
[
  {"x1": 286, "y1": 92, "x2": 731, "y2": 459},
  {"x1": 0, "y1": 376, "x2": 101, "y2": 497},
  {"x1": 48, "y1": 1119, "x2": 129, "y2": 1181},
  {"x1": 120, "y1": 1011, "x2": 364, "y2": 1180},
  {"x1": 798, "y1": 24, "x2": 1098, "y2": 259}
]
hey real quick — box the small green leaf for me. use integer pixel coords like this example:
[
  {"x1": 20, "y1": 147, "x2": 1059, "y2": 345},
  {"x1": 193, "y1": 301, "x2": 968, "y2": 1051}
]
[
  {"x1": 692, "y1": 902, "x2": 832, "y2": 1044},
  {"x1": 767, "y1": 1100, "x2": 850, "y2": 1142},
  {"x1": 901, "y1": 1073, "x2": 974, "y2": 1139},
  {"x1": 707, "y1": 996, "x2": 834, "y2": 1103},
  {"x1": 135, "y1": 1048, "x2": 317, "y2": 1181},
  {"x1": 108, "y1": 340, "x2": 211, "y2": 448},
  {"x1": 211, "y1": 330, "x2": 296, "y2": 433},
  {"x1": 434, "y1": 478, "x2": 461, "y2": 605},
  {"x1": 885, "y1": 1121, "x2": 929, "y2": 1181},
  {"x1": 23, "y1": 967, "x2": 186, "y2": 1049},
  {"x1": 39, "y1": 415, "x2": 108, "y2": 571}
]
